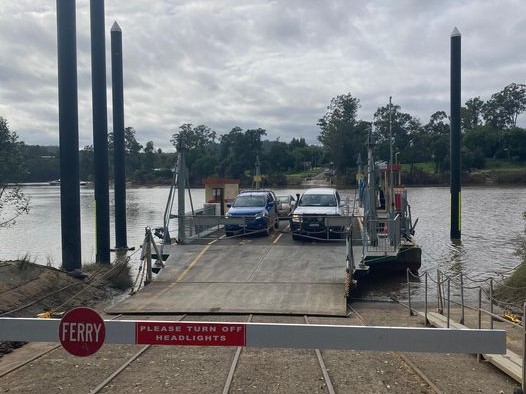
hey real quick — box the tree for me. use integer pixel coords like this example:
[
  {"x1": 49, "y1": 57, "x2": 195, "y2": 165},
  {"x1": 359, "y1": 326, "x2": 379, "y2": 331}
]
[
  {"x1": 218, "y1": 127, "x2": 267, "y2": 180},
  {"x1": 0, "y1": 117, "x2": 29, "y2": 227},
  {"x1": 461, "y1": 97, "x2": 484, "y2": 130},
  {"x1": 108, "y1": 127, "x2": 144, "y2": 176},
  {"x1": 463, "y1": 126, "x2": 501, "y2": 159},
  {"x1": 143, "y1": 141, "x2": 155, "y2": 171},
  {"x1": 317, "y1": 93, "x2": 366, "y2": 173},
  {"x1": 373, "y1": 102, "x2": 421, "y2": 163},
  {"x1": 425, "y1": 111, "x2": 449, "y2": 135},
  {"x1": 170, "y1": 123, "x2": 216, "y2": 151},
  {"x1": 483, "y1": 83, "x2": 526, "y2": 129},
  {"x1": 79, "y1": 145, "x2": 94, "y2": 181},
  {"x1": 171, "y1": 124, "x2": 218, "y2": 185}
]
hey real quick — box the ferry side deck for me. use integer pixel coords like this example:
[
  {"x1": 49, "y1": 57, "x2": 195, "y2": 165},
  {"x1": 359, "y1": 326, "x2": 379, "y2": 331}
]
[{"x1": 108, "y1": 222, "x2": 349, "y2": 316}]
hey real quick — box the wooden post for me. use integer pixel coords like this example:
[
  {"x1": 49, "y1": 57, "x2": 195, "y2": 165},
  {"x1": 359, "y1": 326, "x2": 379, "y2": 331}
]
[
  {"x1": 145, "y1": 230, "x2": 152, "y2": 285},
  {"x1": 460, "y1": 274, "x2": 465, "y2": 324},
  {"x1": 522, "y1": 302, "x2": 525, "y2": 392},
  {"x1": 424, "y1": 272, "x2": 428, "y2": 325}
]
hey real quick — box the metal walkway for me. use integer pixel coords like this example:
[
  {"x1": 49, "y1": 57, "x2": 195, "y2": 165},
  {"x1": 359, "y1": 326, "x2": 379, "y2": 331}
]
[{"x1": 107, "y1": 233, "x2": 347, "y2": 316}]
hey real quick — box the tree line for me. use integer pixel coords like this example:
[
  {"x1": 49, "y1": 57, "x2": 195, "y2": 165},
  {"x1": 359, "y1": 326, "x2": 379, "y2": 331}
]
[
  {"x1": 2, "y1": 82, "x2": 526, "y2": 190},
  {"x1": 319, "y1": 83, "x2": 526, "y2": 183}
]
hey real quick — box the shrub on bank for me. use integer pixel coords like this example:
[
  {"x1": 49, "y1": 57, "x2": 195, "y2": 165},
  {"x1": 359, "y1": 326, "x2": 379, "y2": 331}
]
[
  {"x1": 495, "y1": 212, "x2": 526, "y2": 307},
  {"x1": 80, "y1": 262, "x2": 132, "y2": 290}
]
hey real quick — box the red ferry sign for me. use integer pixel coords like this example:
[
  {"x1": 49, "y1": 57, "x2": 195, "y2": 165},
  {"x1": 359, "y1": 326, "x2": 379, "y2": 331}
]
[
  {"x1": 136, "y1": 321, "x2": 246, "y2": 346},
  {"x1": 58, "y1": 307, "x2": 106, "y2": 357}
]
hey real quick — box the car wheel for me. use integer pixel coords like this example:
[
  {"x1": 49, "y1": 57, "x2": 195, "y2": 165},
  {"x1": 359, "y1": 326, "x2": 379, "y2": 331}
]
[
  {"x1": 292, "y1": 233, "x2": 301, "y2": 241},
  {"x1": 274, "y1": 217, "x2": 279, "y2": 229},
  {"x1": 225, "y1": 231, "x2": 233, "y2": 237}
]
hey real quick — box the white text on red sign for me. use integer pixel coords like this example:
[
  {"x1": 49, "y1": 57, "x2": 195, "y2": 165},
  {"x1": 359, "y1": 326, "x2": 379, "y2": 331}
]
[
  {"x1": 135, "y1": 322, "x2": 246, "y2": 346},
  {"x1": 60, "y1": 322, "x2": 103, "y2": 343}
]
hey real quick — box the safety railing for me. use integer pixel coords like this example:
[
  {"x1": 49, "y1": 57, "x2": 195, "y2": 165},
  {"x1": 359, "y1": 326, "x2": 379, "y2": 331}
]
[
  {"x1": 290, "y1": 214, "x2": 353, "y2": 241},
  {"x1": 362, "y1": 215, "x2": 401, "y2": 254},
  {"x1": 404, "y1": 268, "x2": 526, "y2": 388}
]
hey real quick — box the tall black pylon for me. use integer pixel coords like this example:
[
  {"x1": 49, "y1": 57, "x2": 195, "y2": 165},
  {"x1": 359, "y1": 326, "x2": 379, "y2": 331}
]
[
  {"x1": 90, "y1": 0, "x2": 111, "y2": 263},
  {"x1": 56, "y1": 0, "x2": 82, "y2": 271},
  {"x1": 111, "y1": 21, "x2": 127, "y2": 251},
  {"x1": 450, "y1": 27, "x2": 462, "y2": 240}
]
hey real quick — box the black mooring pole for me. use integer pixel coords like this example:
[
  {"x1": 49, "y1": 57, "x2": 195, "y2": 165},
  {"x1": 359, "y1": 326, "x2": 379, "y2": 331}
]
[
  {"x1": 56, "y1": 0, "x2": 81, "y2": 272},
  {"x1": 111, "y1": 21, "x2": 127, "y2": 251},
  {"x1": 90, "y1": 0, "x2": 111, "y2": 263},
  {"x1": 450, "y1": 27, "x2": 462, "y2": 240}
]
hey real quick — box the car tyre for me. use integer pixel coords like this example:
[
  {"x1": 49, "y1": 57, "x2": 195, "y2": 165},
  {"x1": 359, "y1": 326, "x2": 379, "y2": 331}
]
[
  {"x1": 225, "y1": 231, "x2": 233, "y2": 237},
  {"x1": 292, "y1": 233, "x2": 301, "y2": 241}
]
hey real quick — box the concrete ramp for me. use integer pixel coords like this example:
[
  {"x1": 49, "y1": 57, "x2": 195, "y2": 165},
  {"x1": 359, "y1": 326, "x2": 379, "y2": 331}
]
[{"x1": 108, "y1": 241, "x2": 347, "y2": 316}]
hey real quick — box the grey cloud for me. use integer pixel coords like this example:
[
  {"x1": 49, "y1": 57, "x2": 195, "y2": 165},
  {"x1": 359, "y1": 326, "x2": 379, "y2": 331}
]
[{"x1": 1, "y1": 0, "x2": 526, "y2": 149}]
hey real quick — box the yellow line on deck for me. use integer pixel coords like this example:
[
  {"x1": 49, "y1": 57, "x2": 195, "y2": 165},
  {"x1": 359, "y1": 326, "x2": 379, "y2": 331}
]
[
  {"x1": 273, "y1": 232, "x2": 283, "y2": 244},
  {"x1": 176, "y1": 244, "x2": 211, "y2": 283},
  {"x1": 151, "y1": 244, "x2": 211, "y2": 302}
]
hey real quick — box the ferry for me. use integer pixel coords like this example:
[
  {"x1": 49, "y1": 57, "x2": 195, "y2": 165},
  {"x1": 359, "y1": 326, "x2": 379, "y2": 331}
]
[{"x1": 115, "y1": 132, "x2": 422, "y2": 319}]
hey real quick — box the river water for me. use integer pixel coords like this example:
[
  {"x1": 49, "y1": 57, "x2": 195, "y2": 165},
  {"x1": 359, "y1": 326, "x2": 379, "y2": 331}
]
[{"x1": 1, "y1": 184, "x2": 525, "y2": 290}]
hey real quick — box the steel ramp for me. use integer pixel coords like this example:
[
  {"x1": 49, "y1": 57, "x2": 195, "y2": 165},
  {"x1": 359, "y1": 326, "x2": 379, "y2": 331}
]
[{"x1": 107, "y1": 242, "x2": 347, "y2": 316}]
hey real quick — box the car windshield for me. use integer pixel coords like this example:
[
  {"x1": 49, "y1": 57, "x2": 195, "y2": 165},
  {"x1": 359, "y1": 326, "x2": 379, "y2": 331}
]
[
  {"x1": 233, "y1": 195, "x2": 266, "y2": 207},
  {"x1": 299, "y1": 194, "x2": 336, "y2": 207},
  {"x1": 277, "y1": 196, "x2": 289, "y2": 203}
]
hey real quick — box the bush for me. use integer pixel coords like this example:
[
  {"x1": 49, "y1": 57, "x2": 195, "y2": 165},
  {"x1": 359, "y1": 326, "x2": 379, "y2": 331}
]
[{"x1": 82, "y1": 262, "x2": 132, "y2": 290}]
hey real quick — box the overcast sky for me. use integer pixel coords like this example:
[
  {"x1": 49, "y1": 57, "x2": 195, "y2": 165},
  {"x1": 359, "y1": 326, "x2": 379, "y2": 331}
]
[{"x1": 0, "y1": 0, "x2": 525, "y2": 151}]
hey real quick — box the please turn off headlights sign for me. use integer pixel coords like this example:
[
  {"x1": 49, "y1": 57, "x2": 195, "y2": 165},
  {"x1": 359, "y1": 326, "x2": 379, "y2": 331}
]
[{"x1": 136, "y1": 322, "x2": 246, "y2": 346}]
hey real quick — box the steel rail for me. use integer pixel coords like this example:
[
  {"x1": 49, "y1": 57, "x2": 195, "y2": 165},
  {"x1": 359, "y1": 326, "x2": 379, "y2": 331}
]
[
  {"x1": 88, "y1": 314, "x2": 187, "y2": 394},
  {"x1": 348, "y1": 304, "x2": 443, "y2": 394},
  {"x1": 0, "y1": 282, "x2": 81, "y2": 317},
  {"x1": 304, "y1": 315, "x2": 336, "y2": 394},
  {"x1": 0, "y1": 344, "x2": 59, "y2": 379},
  {"x1": 222, "y1": 314, "x2": 253, "y2": 394}
]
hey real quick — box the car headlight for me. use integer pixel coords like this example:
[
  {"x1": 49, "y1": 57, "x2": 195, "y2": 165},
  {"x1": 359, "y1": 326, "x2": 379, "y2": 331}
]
[
  {"x1": 225, "y1": 212, "x2": 232, "y2": 217},
  {"x1": 292, "y1": 214, "x2": 301, "y2": 223},
  {"x1": 255, "y1": 212, "x2": 265, "y2": 220}
]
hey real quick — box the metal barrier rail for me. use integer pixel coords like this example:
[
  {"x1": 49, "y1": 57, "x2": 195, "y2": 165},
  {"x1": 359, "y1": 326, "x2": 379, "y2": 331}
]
[
  {"x1": 362, "y1": 215, "x2": 401, "y2": 254},
  {"x1": 169, "y1": 214, "x2": 355, "y2": 241},
  {"x1": 0, "y1": 316, "x2": 506, "y2": 355},
  {"x1": 291, "y1": 215, "x2": 353, "y2": 240}
]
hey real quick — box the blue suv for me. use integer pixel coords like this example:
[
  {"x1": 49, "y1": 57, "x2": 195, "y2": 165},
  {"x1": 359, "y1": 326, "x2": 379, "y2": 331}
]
[{"x1": 224, "y1": 190, "x2": 279, "y2": 236}]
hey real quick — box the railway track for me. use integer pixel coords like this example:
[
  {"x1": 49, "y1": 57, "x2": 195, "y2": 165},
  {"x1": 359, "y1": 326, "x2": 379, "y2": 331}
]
[
  {"x1": 0, "y1": 309, "x2": 445, "y2": 393},
  {"x1": 0, "y1": 314, "x2": 329, "y2": 392},
  {"x1": 0, "y1": 308, "x2": 518, "y2": 393},
  {"x1": 347, "y1": 304, "x2": 442, "y2": 394}
]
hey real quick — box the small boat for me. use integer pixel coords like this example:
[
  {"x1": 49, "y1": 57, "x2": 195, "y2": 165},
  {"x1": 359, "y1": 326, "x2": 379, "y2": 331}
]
[{"x1": 49, "y1": 180, "x2": 89, "y2": 186}]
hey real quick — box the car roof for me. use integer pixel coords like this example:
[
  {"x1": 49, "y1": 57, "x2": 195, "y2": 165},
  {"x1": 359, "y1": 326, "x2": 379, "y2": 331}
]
[
  {"x1": 302, "y1": 188, "x2": 337, "y2": 195},
  {"x1": 238, "y1": 190, "x2": 275, "y2": 196}
]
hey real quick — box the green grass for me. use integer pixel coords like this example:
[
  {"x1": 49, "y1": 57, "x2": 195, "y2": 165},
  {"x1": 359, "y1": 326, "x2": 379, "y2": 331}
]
[
  {"x1": 484, "y1": 158, "x2": 526, "y2": 171},
  {"x1": 494, "y1": 262, "x2": 526, "y2": 308},
  {"x1": 403, "y1": 162, "x2": 434, "y2": 172}
]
